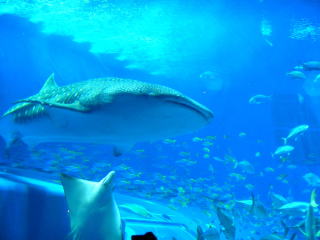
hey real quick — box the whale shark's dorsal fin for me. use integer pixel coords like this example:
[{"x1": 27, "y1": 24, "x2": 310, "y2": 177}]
[
  {"x1": 13, "y1": 73, "x2": 90, "y2": 113},
  {"x1": 40, "y1": 73, "x2": 58, "y2": 93},
  {"x1": 15, "y1": 73, "x2": 89, "y2": 112}
]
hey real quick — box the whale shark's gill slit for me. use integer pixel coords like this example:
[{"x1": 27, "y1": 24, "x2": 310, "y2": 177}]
[{"x1": 164, "y1": 100, "x2": 210, "y2": 121}]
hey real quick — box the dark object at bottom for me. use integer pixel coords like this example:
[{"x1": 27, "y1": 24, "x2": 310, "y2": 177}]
[{"x1": 132, "y1": 232, "x2": 158, "y2": 240}]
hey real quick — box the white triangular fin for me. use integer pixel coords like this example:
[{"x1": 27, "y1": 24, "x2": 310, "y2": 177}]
[
  {"x1": 60, "y1": 171, "x2": 121, "y2": 240},
  {"x1": 40, "y1": 73, "x2": 58, "y2": 93},
  {"x1": 60, "y1": 171, "x2": 116, "y2": 217},
  {"x1": 100, "y1": 171, "x2": 116, "y2": 186},
  {"x1": 60, "y1": 173, "x2": 97, "y2": 217}
]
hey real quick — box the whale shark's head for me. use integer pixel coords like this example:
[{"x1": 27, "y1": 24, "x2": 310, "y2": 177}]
[
  {"x1": 157, "y1": 93, "x2": 213, "y2": 123},
  {"x1": 96, "y1": 79, "x2": 214, "y2": 142}
]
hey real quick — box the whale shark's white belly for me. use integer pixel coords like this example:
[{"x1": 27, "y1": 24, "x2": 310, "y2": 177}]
[{"x1": 1, "y1": 95, "x2": 209, "y2": 146}]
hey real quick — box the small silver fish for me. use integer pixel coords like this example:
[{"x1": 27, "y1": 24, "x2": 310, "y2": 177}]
[
  {"x1": 282, "y1": 124, "x2": 309, "y2": 144},
  {"x1": 287, "y1": 70, "x2": 306, "y2": 80},
  {"x1": 303, "y1": 61, "x2": 320, "y2": 71},
  {"x1": 273, "y1": 145, "x2": 294, "y2": 156},
  {"x1": 248, "y1": 94, "x2": 271, "y2": 104}
]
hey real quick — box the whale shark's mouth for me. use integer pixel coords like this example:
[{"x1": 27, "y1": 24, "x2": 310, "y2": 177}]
[{"x1": 164, "y1": 99, "x2": 213, "y2": 122}]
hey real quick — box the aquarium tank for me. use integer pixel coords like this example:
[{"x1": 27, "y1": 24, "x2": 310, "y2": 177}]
[{"x1": 0, "y1": 0, "x2": 320, "y2": 240}]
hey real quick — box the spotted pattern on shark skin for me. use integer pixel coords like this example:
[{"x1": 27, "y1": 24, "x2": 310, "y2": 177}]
[
  {"x1": 4, "y1": 73, "x2": 209, "y2": 123},
  {"x1": 1, "y1": 73, "x2": 213, "y2": 157}
]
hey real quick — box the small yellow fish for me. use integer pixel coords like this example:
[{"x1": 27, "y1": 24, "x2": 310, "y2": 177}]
[
  {"x1": 239, "y1": 132, "x2": 247, "y2": 137},
  {"x1": 135, "y1": 149, "x2": 145, "y2": 153},
  {"x1": 277, "y1": 174, "x2": 288, "y2": 181},
  {"x1": 205, "y1": 136, "x2": 216, "y2": 141},
  {"x1": 179, "y1": 151, "x2": 191, "y2": 157},
  {"x1": 163, "y1": 139, "x2": 177, "y2": 144},
  {"x1": 264, "y1": 167, "x2": 274, "y2": 173},
  {"x1": 202, "y1": 141, "x2": 214, "y2": 147},
  {"x1": 192, "y1": 137, "x2": 203, "y2": 142},
  {"x1": 229, "y1": 173, "x2": 246, "y2": 181},
  {"x1": 245, "y1": 184, "x2": 255, "y2": 191},
  {"x1": 203, "y1": 147, "x2": 210, "y2": 153}
]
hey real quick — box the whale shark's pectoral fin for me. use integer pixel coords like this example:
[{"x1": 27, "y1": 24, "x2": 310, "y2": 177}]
[
  {"x1": 113, "y1": 144, "x2": 134, "y2": 157},
  {"x1": 16, "y1": 99, "x2": 90, "y2": 113}
]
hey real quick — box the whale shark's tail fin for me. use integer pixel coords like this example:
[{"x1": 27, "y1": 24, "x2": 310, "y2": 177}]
[{"x1": 2, "y1": 73, "x2": 57, "y2": 122}]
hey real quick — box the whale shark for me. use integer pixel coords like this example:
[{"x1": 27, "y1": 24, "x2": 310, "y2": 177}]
[
  {"x1": 1, "y1": 73, "x2": 213, "y2": 156},
  {"x1": 60, "y1": 171, "x2": 123, "y2": 240}
]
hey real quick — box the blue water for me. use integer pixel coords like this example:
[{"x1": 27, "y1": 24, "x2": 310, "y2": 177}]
[{"x1": 1, "y1": 0, "x2": 320, "y2": 239}]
